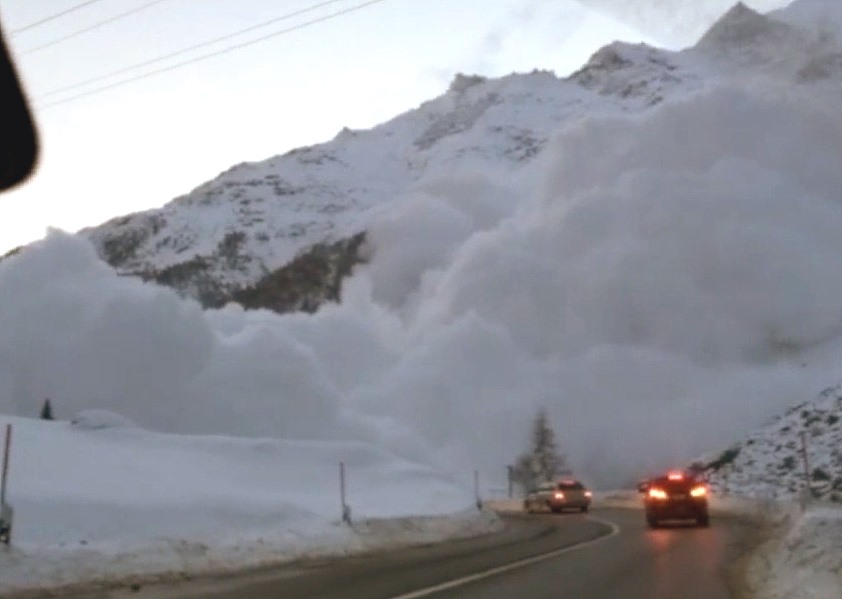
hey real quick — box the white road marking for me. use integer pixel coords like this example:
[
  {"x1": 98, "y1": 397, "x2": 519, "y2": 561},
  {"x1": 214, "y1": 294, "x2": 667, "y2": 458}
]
[{"x1": 387, "y1": 516, "x2": 621, "y2": 599}]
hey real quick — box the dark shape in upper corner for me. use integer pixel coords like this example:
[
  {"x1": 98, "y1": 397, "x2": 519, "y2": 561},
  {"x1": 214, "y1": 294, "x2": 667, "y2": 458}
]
[{"x1": 0, "y1": 24, "x2": 38, "y2": 193}]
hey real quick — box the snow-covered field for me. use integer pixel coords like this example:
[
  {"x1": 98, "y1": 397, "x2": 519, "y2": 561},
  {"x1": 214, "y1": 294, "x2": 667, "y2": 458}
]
[{"x1": 0, "y1": 414, "x2": 496, "y2": 595}]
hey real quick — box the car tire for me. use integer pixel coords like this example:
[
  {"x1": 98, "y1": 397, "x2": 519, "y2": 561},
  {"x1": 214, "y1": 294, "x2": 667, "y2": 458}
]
[
  {"x1": 647, "y1": 516, "x2": 659, "y2": 529},
  {"x1": 524, "y1": 500, "x2": 532, "y2": 513},
  {"x1": 581, "y1": 505, "x2": 589, "y2": 513},
  {"x1": 551, "y1": 506, "x2": 562, "y2": 514},
  {"x1": 697, "y1": 514, "x2": 710, "y2": 527}
]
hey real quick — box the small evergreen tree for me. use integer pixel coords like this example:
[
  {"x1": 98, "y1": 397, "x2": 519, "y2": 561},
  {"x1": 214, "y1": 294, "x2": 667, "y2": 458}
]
[
  {"x1": 512, "y1": 408, "x2": 568, "y2": 492},
  {"x1": 40, "y1": 398, "x2": 54, "y2": 421}
]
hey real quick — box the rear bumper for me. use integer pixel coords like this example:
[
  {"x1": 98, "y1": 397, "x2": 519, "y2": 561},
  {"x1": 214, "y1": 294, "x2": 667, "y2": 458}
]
[
  {"x1": 548, "y1": 499, "x2": 591, "y2": 510},
  {"x1": 645, "y1": 500, "x2": 708, "y2": 520}
]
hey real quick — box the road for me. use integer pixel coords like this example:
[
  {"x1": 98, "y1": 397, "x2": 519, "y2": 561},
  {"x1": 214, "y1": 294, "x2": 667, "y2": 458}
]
[{"x1": 78, "y1": 508, "x2": 755, "y2": 599}]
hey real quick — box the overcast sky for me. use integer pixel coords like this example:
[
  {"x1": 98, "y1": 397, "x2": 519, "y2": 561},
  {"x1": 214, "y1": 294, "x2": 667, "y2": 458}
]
[{"x1": 0, "y1": 0, "x2": 789, "y2": 254}]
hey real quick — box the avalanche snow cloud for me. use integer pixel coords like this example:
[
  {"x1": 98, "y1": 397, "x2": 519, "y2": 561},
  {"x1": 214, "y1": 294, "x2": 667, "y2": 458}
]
[{"x1": 4, "y1": 85, "x2": 842, "y2": 486}]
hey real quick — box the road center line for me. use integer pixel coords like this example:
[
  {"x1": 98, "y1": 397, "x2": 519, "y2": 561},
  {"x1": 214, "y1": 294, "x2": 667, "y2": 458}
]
[{"x1": 387, "y1": 516, "x2": 621, "y2": 599}]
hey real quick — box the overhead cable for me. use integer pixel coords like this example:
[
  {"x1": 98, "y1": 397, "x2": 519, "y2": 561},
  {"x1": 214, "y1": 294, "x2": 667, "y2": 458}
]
[
  {"x1": 40, "y1": 0, "x2": 391, "y2": 110},
  {"x1": 11, "y1": 0, "x2": 110, "y2": 35},
  {"x1": 21, "y1": 0, "x2": 172, "y2": 56},
  {"x1": 41, "y1": 0, "x2": 351, "y2": 99}
]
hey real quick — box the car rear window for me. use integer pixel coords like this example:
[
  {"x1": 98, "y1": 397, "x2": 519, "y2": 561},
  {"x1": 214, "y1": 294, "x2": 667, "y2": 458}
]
[
  {"x1": 651, "y1": 478, "x2": 698, "y2": 492},
  {"x1": 557, "y1": 482, "x2": 584, "y2": 490}
]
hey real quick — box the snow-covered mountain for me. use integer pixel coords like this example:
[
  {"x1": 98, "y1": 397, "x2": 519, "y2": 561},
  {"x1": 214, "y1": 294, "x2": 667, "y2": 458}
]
[
  {"x1": 82, "y1": 67, "x2": 631, "y2": 311},
  {"x1": 78, "y1": 1, "x2": 842, "y2": 314}
]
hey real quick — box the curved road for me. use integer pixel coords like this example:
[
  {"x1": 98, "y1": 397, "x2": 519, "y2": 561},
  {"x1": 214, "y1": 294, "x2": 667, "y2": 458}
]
[{"x1": 92, "y1": 508, "x2": 754, "y2": 599}]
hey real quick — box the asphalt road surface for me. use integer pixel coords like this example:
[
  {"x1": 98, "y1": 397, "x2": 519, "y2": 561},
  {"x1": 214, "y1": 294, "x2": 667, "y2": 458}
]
[{"x1": 78, "y1": 508, "x2": 755, "y2": 599}]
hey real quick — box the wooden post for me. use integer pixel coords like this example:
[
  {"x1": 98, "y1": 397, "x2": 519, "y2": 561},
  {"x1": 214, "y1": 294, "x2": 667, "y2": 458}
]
[
  {"x1": 800, "y1": 431, "x2": 811, "y2": 494},
  {"x1": 474, "y1": 469, "x2": 481, "y2": 510},
  {"x1": 1, "y1": 424, "x2": 12, "y2": 544},
  {"x1": 1, "y1": 424, "x2": 11, "y2": 506},
  {"x1": 340, "y1": 461, "x2": 351, "y2": 524}
]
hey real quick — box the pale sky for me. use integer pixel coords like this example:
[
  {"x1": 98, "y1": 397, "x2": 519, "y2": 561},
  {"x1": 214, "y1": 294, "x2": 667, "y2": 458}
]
[{"x1": 0, "y1": 0, "x2": 788, "y2": 254}]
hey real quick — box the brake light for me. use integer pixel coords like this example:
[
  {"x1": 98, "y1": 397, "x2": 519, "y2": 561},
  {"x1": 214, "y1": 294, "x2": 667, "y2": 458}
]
[
  {"x1": 648, "y1": 488, "x2": 668, "y2": 500},
  {"x1": 585, "y1": 491, "x2": 592, "y2": 498},
  {"x1": 690, "y1": 486, "x2": 707, "y2": 498},
  {"x1": 554, "y1": 492, "x2": 565, "y2": 499},
  {"x1": 667, "y1": 472, "x2": 684, "y2": 481}
]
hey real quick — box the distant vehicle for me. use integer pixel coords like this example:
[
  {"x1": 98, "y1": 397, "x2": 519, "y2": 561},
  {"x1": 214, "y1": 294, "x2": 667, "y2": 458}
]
[
  {"x1": 642, "y1": 471, "x2": 709, "y2": 528},
  {"x1": 524, "y1": 479, "x2": 592, "y2": 513}
]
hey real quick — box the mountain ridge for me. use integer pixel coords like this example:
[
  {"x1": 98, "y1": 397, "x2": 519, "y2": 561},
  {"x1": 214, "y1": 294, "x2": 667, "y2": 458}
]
[{"x1": 76, "y1": 1, "x2": 842, "y2": 316}]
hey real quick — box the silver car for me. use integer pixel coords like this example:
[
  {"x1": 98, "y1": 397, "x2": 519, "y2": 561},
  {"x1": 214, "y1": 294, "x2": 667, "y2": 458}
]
[{"x1": 524, "y1": 479, "x2": 592, "y2": 513}]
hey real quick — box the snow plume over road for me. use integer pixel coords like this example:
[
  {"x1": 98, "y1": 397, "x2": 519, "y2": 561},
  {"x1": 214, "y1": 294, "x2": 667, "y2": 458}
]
[
  {"x1": 5, "y1": 76, "x2": 842, "y2": 490},
  {"x1": 354, "y1": 83, "x2": 842, "y2": 486}
]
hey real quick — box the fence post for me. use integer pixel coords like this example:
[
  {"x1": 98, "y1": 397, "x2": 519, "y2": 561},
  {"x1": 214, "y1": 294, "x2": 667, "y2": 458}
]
[
  {"x1": 799, "y1": 431, "x2": 812, "y2": 497},
  {"x1": 340, "y1": 461, "x2": 352, "y2": 524},
  {"x1": 0, "y1": 424, "x2": 13, "y2": 545},
  {"x1": 474, "y1": 469, "x2": 482, "y2": 510}
]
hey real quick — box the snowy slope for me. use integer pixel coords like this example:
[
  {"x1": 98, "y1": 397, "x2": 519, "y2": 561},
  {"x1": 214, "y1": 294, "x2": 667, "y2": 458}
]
[
  {"x1": 703, "y1": 384, "x2": 842, "y2": 502},
  {"x1": 0, "y1": 413, "x2": 492, "y2": 593}
]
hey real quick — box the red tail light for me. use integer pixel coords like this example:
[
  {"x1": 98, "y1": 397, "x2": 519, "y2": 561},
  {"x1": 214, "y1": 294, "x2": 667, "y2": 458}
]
[{"x1": 554, "y1": 492, "x2": 565, "y2": 499}]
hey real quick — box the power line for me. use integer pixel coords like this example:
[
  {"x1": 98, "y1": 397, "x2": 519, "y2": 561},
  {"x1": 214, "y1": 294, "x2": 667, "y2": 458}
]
[
  {"x1": 41, "y1": 0, "x2": 351, "y2": 99},
  {"x1": 40, "y1": 0, "x2": 391, "y2": 110},
  {"x1": 11, "y1": 0, "x2": 110, "y2": 35},
  {"x1": 20, "y1": 0, "x2": 172, "y2": 56}
]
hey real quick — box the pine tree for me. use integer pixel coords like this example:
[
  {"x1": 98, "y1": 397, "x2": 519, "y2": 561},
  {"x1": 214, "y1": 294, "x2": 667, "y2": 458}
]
[
  {"x1": 40, "y1": 398, "x2": 54, "y2": 421},
  {"x1": 512, "y1": 408, "x2": 568, "y2": 492}
]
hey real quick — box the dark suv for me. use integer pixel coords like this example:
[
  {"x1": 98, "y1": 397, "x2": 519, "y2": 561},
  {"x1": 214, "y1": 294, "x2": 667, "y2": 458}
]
[{"x1": 642, "y1": 472, "x2": 709, "y2": 528}]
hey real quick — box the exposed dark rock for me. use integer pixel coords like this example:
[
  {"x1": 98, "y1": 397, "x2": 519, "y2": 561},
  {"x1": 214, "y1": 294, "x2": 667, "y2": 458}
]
[
  {"x1": 127, "y1": 232, "x2": 367, "y2": 315},
  {"x1": 93, "y1": 213, "x2": 167, "y2": 267},
  {"x1": 232, "y1": 232, "x2": 366, "y2": 314}
]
